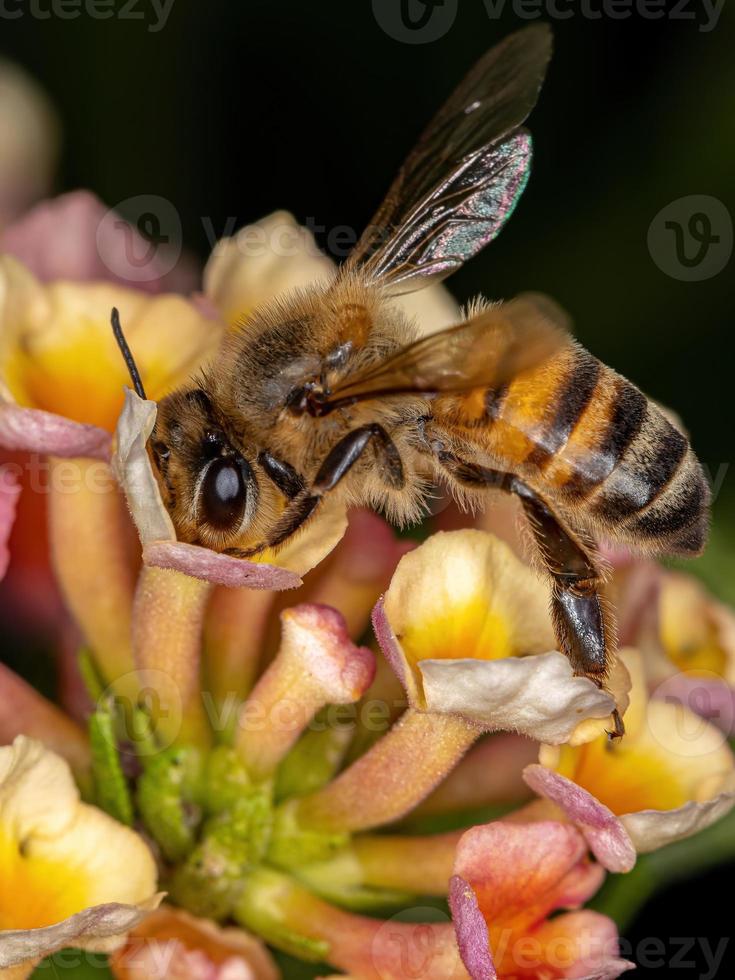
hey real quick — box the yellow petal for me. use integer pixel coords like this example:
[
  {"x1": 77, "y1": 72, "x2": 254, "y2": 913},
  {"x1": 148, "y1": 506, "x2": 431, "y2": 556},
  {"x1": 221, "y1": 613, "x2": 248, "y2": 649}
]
[
  {"x1": 1, "y1": 258, "x2": 223, "y2": 431},
  {"x1": 660, "y1": 571, "x2": 732, "y2": 678},
  {"x1": 383, "y1": 529, "x2": 555, "y2": 695},
  {"x1": 543, "y1": 654, "x2": 735, "y2": 816},
  {"x1": 203, "y1": 211, "x2": 335, "y2": 327},
  {"x1": 0, "y1": 737, "x2": 157, "y2": 932},
  {"x1": 565, "y1": 652, "x2": 633, "y2": 747}
]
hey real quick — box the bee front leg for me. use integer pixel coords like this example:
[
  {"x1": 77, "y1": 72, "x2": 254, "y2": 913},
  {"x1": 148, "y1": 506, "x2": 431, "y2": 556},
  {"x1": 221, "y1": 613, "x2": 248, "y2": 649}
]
[
  {"x1": 433, "y1": 449, "x2": 623, "y2": 738},
  {"x1": 234, "y1": 424, "x2": 404, "y2": 557}
]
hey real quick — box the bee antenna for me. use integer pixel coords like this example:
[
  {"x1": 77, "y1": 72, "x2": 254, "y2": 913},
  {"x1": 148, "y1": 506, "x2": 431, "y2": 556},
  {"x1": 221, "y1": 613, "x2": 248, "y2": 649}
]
[{"x1": 110, "y1": 307, "x2": 147, "y2": 400}]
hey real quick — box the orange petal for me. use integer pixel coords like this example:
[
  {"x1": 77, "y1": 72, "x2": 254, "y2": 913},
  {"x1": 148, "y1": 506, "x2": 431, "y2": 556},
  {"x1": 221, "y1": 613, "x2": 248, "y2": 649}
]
[
  {"x1": 110, "y1": 906, "x2": 278, "y2": 980},
  {"x1": 453, "y1": 821, "x2": 601, "y2": 934}
]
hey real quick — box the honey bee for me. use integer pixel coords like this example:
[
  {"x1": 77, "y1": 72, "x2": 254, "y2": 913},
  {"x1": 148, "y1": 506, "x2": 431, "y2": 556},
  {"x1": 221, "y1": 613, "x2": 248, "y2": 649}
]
[{"x1": 112, "y1": 24, "x2": 709, "y2": 728}]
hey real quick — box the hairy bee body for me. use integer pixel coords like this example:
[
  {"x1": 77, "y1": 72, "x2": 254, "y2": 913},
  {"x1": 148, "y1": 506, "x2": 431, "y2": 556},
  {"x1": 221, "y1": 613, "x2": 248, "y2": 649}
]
[
  {"x1": 122, "y1": 25, "x2": 710, "y2": 708},
  {"x1": 432, "y1": 344, "x2": 710, "y2": 558},
  {"x1": 211, "y1": 276, "x2": 432, "y2": 529}
]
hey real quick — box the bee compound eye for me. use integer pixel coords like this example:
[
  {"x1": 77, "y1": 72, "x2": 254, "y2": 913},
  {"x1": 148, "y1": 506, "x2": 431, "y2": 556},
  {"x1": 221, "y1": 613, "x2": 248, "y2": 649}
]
[{"x1": 200, "y1": 457, "x2": 250, "y2": 531}]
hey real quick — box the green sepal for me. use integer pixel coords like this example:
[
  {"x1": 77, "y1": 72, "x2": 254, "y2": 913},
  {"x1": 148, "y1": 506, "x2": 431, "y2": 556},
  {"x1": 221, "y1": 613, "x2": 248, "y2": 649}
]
[
  {"x1": 275, "y1": 714, "x2": 353, "y2": 802},
  {"x1": 268, "y1": 800, "x2": 349, "y2": 870},
  {"x1": 296, "y1": 871, "x2": 415, "y2": 912},
  {"x1": 203, "y1": 746, "x2": 253, "y2": 814},
  {"x1": 169, "y1": 784, "x2": 274, "y2": 920},
  {"x1": 137, "y1": 745, "x2": 204, "y2": 862},
  {"x1": 88, "y1": 701, "x2": 133, "y2": 826},
  {"x1": 77, "y1": 647, "x2": 106, "y2": 703}
]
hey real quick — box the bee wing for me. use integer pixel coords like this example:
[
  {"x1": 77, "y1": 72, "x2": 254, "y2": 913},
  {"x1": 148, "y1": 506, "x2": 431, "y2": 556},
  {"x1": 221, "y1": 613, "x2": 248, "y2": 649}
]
[
  {"x1": 348, "y1": 24, "x2": 552, "y2": 292},
  {"x1": 327, "y1": 294, "x2": 568, "y2": 404}
]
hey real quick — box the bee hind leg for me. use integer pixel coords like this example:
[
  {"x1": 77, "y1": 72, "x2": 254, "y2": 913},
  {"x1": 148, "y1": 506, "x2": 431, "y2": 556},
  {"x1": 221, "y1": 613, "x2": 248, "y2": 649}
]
[{"x1": 433, "y1": 449, "x2": 623, "y2": 737}]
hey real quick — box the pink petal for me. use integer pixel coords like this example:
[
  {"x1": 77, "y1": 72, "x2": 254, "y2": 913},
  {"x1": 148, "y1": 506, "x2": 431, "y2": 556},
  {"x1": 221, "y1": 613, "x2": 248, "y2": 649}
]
[
  {"x1": 279, "y1": 604, "x2": 377, "y2": 703},
  {"x1": 371, "y1": 596, "x2": 408, "y2": 689},
  {"x1": 449, "y1": 875, "x2": 496, "y2": 980},
  {"x1": 615, "y1": 560, "x2": 662, "y2": 647},
  {"x1": 143, "y1": 540, "x2": 301, "y2": 590},
  {"x1": 523, "y1": 765, "x2": 636, "y2": 873},
  {"x1": 0, "y1": 402, "x2": 111, "y2": 459},
  {"x1": 0, "y1": 662, "x2": 90, "y2": 775},
  {"x1": 454, "y1": 820, "x2": 594, "y2": 921},
  {"x1": 531, "y1": 910, "x2": 635, "y2": 979},
  {"x1": 0, "y1": 465, "x2": 21, "y2": 579},
  {"x1": 1, "y1": 190, "x2": 171, "y2": 290}
]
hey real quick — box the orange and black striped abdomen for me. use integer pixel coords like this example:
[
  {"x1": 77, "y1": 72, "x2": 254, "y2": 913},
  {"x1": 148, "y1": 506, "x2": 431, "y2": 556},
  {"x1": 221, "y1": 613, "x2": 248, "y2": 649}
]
[{"x1": 441, "y1": 342, "x2": 710, "y2": 556}]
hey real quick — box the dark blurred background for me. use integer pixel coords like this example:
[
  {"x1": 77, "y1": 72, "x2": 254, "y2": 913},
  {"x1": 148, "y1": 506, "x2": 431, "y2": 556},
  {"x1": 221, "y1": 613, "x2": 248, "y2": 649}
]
[{"x1": 2, "y1": 1, "x2": 734, "y2": 975}]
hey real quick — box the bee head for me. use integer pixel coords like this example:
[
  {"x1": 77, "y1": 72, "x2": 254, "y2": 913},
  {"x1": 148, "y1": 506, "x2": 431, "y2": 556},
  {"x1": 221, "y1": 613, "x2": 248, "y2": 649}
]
[{"x1": 150, "y1": 387, "x2": 260, "y2": 549}]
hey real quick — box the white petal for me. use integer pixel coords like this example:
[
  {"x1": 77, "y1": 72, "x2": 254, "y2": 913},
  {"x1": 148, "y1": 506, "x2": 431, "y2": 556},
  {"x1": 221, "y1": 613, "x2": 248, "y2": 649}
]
[
  {"x1": 621, "y1": 782, "x2": 735, "y2": 854},
  {"x1": 0, "y1": 897, "x2": 162, "y2": 969},
  {"x1": 111, "y1": 388, "x2": 175, "y2": 545},
  {"x1": 419, "y1": 651, "x2": 617, "y2": 744}
]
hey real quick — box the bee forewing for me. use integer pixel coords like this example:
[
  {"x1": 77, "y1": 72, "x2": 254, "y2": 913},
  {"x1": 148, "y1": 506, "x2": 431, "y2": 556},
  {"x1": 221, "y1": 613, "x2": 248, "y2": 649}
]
[{"x1": 349, "y1": 24, "x2": 552, "y2": 291}]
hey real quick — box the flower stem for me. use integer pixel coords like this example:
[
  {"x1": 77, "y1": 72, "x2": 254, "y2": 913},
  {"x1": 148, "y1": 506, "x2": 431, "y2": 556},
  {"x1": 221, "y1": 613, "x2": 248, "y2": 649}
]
[
  {"x1": 293, "y1": 709, "x2": 479, "y2": 833},
  {"x1": 352, "y1": 831, "x2": 463, "y2": 895},
  {"x1": 47, "y1": 457, "x2": 136, "y2": 686},
  {"x1": 202, "y1": 585, "x2": 276, "y2": 715},
  {"x1": 236, "y1": 866, "x2": 467, "y2": 979},
  {"x1": 132, "y1": 566, "x2": 212, "y2": 748}
]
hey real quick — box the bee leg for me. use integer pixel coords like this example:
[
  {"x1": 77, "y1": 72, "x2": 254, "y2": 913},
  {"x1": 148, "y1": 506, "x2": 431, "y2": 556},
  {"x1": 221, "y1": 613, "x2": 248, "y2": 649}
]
[
  {"x1": 238, "y1": 424, "x2": 404, "y2": 556},
  {"x1": 312, "y1": 423, "x2": 405, "y2": 494},
  {"x1": 433, "y1": 450, "x2": 622, "y2": 735},
  {"x1": 509, "y1": 478, "x2": 612, "y2": 686},
  {"x1": 257, "y1": 450, "x2": 306, "y2": 499}
]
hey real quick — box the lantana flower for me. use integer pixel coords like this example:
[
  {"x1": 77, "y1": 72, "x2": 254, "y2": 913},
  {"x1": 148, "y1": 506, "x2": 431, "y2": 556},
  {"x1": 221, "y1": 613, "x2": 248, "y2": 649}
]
[
  {"x1": 373, "y1": 529, "x2": 629, "y2": 745},
  {"x1": 0, "y1": 194, "x2": 459, "y2": 636},
  {"x1": 0, "y1": 736, "x2": 159, "y2": 979},
  {"x1": 1, "y1": 487, "x2": 635, "y2": 978},
  {"x1": 522, "y1": 650, "x2": 735, "y2": 873},
  {"x1": 449, "y1": 821, "x2": 633, "y2": 979},
  {"x1": 110, "y1": 907, "x2": 278, "y2": 980},
  {"x1": 613, "y1": 557, "x2": 735, "y2": 734},
  {"x1": 2, "y1": 189, "x2": 735, "y2": 978}
]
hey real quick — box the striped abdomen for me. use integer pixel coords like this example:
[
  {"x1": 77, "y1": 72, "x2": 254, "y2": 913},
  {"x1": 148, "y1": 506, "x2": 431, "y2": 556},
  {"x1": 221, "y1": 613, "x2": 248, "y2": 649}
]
[{"x1": 440, "y1": 342, "x2": 710, "y2": 556}]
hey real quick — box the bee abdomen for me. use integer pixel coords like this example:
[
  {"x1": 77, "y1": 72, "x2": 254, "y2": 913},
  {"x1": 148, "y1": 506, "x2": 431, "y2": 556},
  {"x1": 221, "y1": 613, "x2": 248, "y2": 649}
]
[{"x1": 586, "y1": 395, "x2": 710, "y2": 556}]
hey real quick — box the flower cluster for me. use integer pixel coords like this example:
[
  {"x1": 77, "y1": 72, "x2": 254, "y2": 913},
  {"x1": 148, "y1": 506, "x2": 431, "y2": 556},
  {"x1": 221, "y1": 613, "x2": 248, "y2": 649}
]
[{"x1": 1, "y1": 189, "x2": 734, "y2": 980}]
